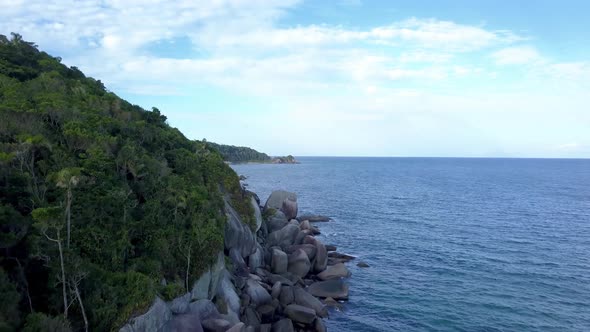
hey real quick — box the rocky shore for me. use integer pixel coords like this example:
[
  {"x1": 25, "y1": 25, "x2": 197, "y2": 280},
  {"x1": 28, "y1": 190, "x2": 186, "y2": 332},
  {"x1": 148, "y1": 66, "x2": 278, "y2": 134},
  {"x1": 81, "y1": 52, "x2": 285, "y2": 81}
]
[{"x1": 120, "y1": 189, "x2": 353, "y2": 332}]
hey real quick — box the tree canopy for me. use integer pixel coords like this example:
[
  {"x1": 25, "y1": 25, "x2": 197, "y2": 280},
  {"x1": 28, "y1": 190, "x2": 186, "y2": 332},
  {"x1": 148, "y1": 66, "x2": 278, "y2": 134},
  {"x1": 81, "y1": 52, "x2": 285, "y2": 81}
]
[{"x1": 0, "y1": 33, "x2": 253, "y2": 331}]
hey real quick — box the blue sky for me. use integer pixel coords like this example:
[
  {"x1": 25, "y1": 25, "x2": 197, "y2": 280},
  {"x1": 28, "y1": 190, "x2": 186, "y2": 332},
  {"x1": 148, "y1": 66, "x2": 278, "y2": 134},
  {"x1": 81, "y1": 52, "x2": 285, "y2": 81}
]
[{"x1": 2, "y1": 0, "x2": 589, "y2": 157}]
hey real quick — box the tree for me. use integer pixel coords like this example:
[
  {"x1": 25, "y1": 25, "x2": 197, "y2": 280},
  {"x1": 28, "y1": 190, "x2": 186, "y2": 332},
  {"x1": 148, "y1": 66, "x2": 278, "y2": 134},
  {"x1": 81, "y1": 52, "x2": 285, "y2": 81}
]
[{"x1": 53, "y1": 167, "x2": 84, "y2": 249}]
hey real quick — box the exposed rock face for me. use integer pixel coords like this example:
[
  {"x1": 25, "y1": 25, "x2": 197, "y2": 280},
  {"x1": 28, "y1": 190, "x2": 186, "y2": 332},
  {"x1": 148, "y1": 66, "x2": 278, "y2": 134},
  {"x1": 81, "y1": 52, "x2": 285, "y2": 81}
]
[
  {"x1": 215, "y1": 270, "x2": 241, "y2": 322},
  {"x1": 307, "y1": 279, "x2": 349, "y2": 300},
  {"x1": 271, "y1": 249, "x2": 288, "y2": 274},
  {"x1": 285, "y1": 244, "x2": 317, "y2": 261},
  {"x1": 191, "y1": 269, "x2": 212, "y2": 301},
  {"x1": 224, "y1": 201, "x2": 256, "y2": 258},
  {"x1": 284, "y1": 304, "x2": 316, "y2": 324},
  {"x1": 267, "y1": 211, "x2": 288, "y2": 233},
  {"x1": 202, "y1": 318, "x2": 232, "y2": 332},
  {"x1": 251, "y1": 196, "x2": 263, "y2": 232},
  {"x1": 264, "y1": 190, "x2": 298, "y2": 220},
  {"x1": 293, "y1": 288, "x2": 328, "y2": 318},
  {"x1": 313, "y1": 240, "x2": 328, "y2": 273},
  {"x1": 271, "y1": 318, "x2": 294, "y2": 332},
  {"x1": 317, "y1": 263, "x2": 351, "y2": 280},
  {"x1": 287, "y1": 248, "x2": 311, "y2": 278},
  {"x1": 245, "y1": 279, "x2": 272, "y2": 306},
  {"x1": 248, "y1": 243, "x2": 264, "y2": 271},
  {"x1": 267, "y1": 224, "x2": 299, "y2": 249},
  {"x1": 119, "y1": 297, "x2": 171, "y2": 332}
]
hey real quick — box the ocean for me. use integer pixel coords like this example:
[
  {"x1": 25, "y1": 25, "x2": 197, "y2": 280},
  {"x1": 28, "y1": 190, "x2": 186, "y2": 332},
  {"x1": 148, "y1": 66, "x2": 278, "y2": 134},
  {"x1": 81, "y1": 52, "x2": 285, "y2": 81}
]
[{"x1": 232, "y1": 157, "x2": 590, "y2": 331}]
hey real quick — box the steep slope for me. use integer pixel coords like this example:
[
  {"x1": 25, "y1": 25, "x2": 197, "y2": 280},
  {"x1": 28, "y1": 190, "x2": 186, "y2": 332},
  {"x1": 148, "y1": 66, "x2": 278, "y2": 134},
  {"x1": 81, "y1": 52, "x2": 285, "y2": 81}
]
[{"x1": 0, "y1": 34, "x2": 254, "y2": 331}]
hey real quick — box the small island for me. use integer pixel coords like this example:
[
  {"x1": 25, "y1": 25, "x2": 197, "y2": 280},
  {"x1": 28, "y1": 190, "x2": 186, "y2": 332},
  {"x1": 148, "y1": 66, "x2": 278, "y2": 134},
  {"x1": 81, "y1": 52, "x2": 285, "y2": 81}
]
[{"x1": 209, "y1": 142, "x2": 299, "y2": 164}]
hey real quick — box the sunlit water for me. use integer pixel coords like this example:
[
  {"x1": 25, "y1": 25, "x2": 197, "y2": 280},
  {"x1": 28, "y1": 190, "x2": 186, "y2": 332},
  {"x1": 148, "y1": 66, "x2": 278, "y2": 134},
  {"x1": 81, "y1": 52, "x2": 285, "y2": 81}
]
[{"x1": 232, "y1": 157, "x2": 590, "y2": 331}]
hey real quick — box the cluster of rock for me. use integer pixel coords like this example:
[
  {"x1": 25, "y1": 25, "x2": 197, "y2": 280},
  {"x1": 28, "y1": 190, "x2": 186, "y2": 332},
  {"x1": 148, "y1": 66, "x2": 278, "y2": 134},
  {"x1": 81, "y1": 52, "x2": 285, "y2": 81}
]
[{"x1": 120, "y1": 189, "x2": 353, "y2": 332}]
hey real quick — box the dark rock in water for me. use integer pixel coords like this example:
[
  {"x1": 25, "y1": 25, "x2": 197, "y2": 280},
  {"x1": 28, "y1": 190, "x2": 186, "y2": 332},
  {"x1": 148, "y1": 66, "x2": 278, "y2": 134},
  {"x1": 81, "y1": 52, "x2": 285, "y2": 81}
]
[
  {"x1": 325, "y1": 245, "x2": 337, "y2": 252},
  {"x1": 279, "y1": 286, "x2": 295, "y2": 306},
  {"x1": 202, "y1": 318, "x2": 232, "y2": 332},
  {"x1": 239, "y1": 175, "x2": 248, "y2": 180},
  {"x1": 293, "y1": 287, "x2": 328, "y2": 318},
  {"x1": 313, "y1": 240, "x2": 328, "y2": 273},
  {"x1": 317, "y1": 263, "x2": 351, "y2": 280},
  {"x1": 271, "y1": 318, "x2": 295, "y2": 332},
  {"x1": 287, "y1": 248, "x2": 311, "y2": 278},
  {"x1": 307, "y1": 279, "x2": 349, "y2": 300},
  {"x1": 314, "y1": 317, "x2": 327, "y2": 332},
  {"x1": 297, "y1": 215, "x2": 331, "y2": 222},
  {"x1": 271, "y1": 249, "x2": 288, "y2": 274},
  {"x1": 357, "y1": 261, "x2": 370, "y2": 268},
  {"x1": 328, "y1": 252, "x2": 356, "y2": 262},
  {"x1": 264, "y1": 190, "x2": 298, "y2": 220},
  {"x1": 323, "y1": 297, "x2": 342, "y2": 310},
  {"x1": 267, "y1": 224, "x2": 299, "y2": 249},
  {"x1": 284, "y1": 304, "x2": 316, "y2": 324}
]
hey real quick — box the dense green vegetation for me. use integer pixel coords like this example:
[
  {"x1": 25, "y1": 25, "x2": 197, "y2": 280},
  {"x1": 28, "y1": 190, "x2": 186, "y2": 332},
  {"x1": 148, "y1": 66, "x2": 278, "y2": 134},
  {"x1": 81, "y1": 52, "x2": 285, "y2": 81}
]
[
  {"x1": 208, "y1": 142, "x2": 272, "y2": 163},
  {"x1": 0, "y1": 33, "x2": 253, "y2": 331}
]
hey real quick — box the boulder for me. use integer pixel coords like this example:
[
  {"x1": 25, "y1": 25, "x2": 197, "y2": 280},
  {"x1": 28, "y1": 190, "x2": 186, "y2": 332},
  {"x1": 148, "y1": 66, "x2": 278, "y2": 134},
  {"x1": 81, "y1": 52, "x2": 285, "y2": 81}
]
[
  {"x1": 256, "y1": 304, "x2": 275, "y2": 322},
  {"x1": 279, "y1": 286, "x2": 294, "y2": 306},
  {"x1": 209, "y1": 253, "x2": 226, "y2": 300},
  {"x1": 323, "y1": 297, "x2": 342, "y2": 309},
  {"x1": 251, "y1": 196, "x2": 263, "y2": 232},
  {"x1": 267, "y1": 211, "x2": 288, "y2": 233},
  {"x1": 242, "y1": 307, "x2": 260, "y2": 329},
  {"x1": 267, "y1": 273, "x2": 293, "y2": 287},
  {"x1": 188, "y1": 299, "x2": 219, "y2": 320},
  {"x1": 248, "y1": 244, "x2": 264, "y2": 271},
  {"x1": 267, "y1": 224, "x2": 299, "y2": 249},
  {"x1": 313, "y1": 241, "x2": 327, "y2": 273},
  {"x1": 226, "y1": 322, "x2": 246, "y2": 332},
  {"x1": 299, "y1": 219, "x2": 311, "y2": 230},
  {"x1": 264, "y1": 190, "x2": 298, "y2": 220},
  {"x1": 271, "y1": 281, "x2": 282, "y2": 299},
  {"x1": 284, "y1": 304, "x2": 316, "y2": 325},
  {"x1": 119, "y1": 297, "x2": 171, "y2": 332},
  {"x1": 285, "y1": 244, "x2": 317, "y2": 261},
  {"x1": 260, "y1": 324, "x2": 271, "y2": 332},
  {"x1": 293, "y1": 288, "x2": 328, "y2": 318},
  {"x1": 271, "y1": 249, "x2": 288, "y2": 274},
  {"x1": 296, "y1": 215, "x2": 331, "y2": 222},
  {"x1": 164, "y1": 313, "x2": 203, "y2": 332},
  {"x1": 229, "y1": 248, "x2": 247, "y2": 272},
  {"x1": 169, "y1": 292, "x2": 191, "y2": 314},
  {"x1": 307, "y1": 279, "x2": 349, "y2": 300},
  {"x1": 215, "y1": 270, "x2": 241, "y2": 320},
  {"x1": 287, "y1": 249, "x2": 311, "y2": 278},
  {"x1": 314, "y1": 317, "x2": 327, "y2": 332},
  {"x1": 191, "y1": 269, "x2": 211, "y2": 301},
  {"x1": 224, "y1": 201, "x2": 256, "y2": 257},
  {"x1": 271, "y1": 318, "x2": 294, "y2": 332},
  {"x1": 317, "y1": 263, "x2": 351, "y2": 280},
  {"x1": 293, "y1": 231, "x2": 306, "y2": 245},
  {"x1": 245, "y1": 279, "x2": 272, "y2": 306},
  {"x1": 202, "y1": 318, "x2": 231, "y2": 332},
  {"x1": 325, "y1": 245, "x2": 337, "y2": 252},
  {"x1": 357, "y1": 261, "x2": 370, "y2": 268}
]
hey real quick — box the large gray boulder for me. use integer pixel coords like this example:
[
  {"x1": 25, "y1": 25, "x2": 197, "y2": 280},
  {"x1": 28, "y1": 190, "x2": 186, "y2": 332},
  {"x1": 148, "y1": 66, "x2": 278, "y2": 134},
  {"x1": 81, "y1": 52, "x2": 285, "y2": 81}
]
[
  {"x1": 307, "y1": 279, "x2": 349, "y2": 300},
  {"x1": 119, "y1": 297, "x2": 171, "y2": 332},
  {"x1": 293, "y1": 288, "x2": 328, "y2": 318},
  {"x1": 242, "y1": 307, "x2": 260, "y2": 329},
  {"x1": 224, "y1": 201, "x2": 256, "y2": 258},
  {"x1": 169, "y1": 292, "x2": 191, "y2": 314},
  {"x1": 209, "y1": 253, "x2": 226, "y2": 300},
  {"x1": 191, "y1": 269, "x2": 212, "y2": 301},
  {"x1": 313, "y1": 240, "x2": 327, "y2": 273},
  {"x1": 188, "y1": 299, "x2": 219, "y2": 320},
  {"x1": 248, "y1": 243, "x2": 264, "y2": 271},
  {"x1": 226, "y1": 322, "x2": 246, "y2": 332},
  {"x1": 287, "y1": 248, "x2": 311, "y2": 278},
  {"x1": 267, "y1": 211, "x2": 288, "y2": 233},
  {"x1": 251, "y1": 196, "x2": 263, "y2": 232},
  {"x1": 279, "y1": 286, "x2": 294, "y2": 306},
  {"x1": 164, "y1": 313, "x2": 203, "y2": 332},
  {"x1": 284, "y1": 304, "x2": 316, "y2": 325},
  {"x1": 271, "y1": 249, "x2": 288, "y2": 274},
  {"x1": 245, "y1": 279, "x2": 272, "y2": 306},
  {"x1": 215, "y1": 270, "x2": 241, "y2": 321},
  {"x1": 317, "y1": 262, "x2": 351, "y2": 280},
  {"x1": 264, "y1": 190, "x2": 298, "y2": 220},
  {"x1": 271, "y1": 318, "x2": 294, "y2": 332},
  {"x1": 202, "y1": 318, "x2": 231, "y2": 332},
  {"x1": 267, "y1": 224, "x2": 299, "y2": 249},
  {"x1": 285, "y1": 244, "x2": 317, "y2": 261}
]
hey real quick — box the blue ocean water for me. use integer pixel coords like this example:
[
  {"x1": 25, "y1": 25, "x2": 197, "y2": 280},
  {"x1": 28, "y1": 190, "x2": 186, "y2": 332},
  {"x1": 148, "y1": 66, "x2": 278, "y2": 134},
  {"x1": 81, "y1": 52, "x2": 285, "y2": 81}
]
[{"x1": 233, "y1": 157, "x2": 590, "y2": 331}]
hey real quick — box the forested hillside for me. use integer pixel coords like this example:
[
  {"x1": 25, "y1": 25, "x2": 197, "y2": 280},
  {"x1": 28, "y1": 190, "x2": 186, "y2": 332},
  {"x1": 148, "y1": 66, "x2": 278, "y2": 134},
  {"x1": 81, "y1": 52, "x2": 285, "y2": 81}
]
[
  {"x1": 208, "y1": 142, "x2": 272, "y2": 163},
  {"x1": 0, "y1": 33, "x2": 253, "y2": 331}
]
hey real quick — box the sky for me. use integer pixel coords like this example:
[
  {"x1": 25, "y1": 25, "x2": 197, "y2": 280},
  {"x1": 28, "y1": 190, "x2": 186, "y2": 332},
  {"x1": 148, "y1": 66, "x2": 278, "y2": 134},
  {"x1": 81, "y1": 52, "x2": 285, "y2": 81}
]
[{"x1": 1, "y1": 0, "x2": 589, "y2": 157}]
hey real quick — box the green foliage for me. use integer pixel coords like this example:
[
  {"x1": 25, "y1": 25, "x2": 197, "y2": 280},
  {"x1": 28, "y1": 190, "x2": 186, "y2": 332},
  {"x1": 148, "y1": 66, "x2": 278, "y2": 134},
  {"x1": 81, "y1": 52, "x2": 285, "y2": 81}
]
[
  {"x1": 158, "y1": 281, "x2": 185, "y2": 301},
  {"x1": 208, "y1": 142, "x2": 271, "y2": 163},
  {"x1": 0, "y1": 34, "x2": 253, "y2": 331},
  {"x1": 0, "y1": 268, "x2": 20, "y2": 331},
  {"x1": 22, "y1": 313, "x2": 71, "y2": 332}
]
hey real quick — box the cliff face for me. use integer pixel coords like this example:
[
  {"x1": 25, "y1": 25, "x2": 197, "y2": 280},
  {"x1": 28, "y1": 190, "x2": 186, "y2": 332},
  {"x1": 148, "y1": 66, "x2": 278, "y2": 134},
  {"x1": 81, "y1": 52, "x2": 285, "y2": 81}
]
[{"x1": 0, "y1": 34, "x2": 254, "y2": 331}]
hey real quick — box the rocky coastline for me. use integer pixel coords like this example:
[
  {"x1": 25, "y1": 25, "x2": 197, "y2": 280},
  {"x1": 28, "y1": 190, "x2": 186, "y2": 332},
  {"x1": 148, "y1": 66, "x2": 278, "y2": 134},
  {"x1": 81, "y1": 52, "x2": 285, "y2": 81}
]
[{"x1": 120, "y1": 188, "x2": 353, "y2": 332}]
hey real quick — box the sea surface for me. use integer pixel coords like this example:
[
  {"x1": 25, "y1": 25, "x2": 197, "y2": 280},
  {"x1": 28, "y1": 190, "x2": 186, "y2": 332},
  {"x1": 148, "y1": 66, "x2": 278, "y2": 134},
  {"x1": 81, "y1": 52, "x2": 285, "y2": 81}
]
[{"x1": 232, "y1": 157, "x2": 590, "y2": 331}]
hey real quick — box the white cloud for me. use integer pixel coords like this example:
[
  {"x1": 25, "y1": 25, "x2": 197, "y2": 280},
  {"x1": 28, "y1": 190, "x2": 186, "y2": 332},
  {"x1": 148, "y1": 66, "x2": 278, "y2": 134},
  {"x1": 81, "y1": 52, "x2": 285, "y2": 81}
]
[{"x1": 491, "y1": 46, "x2": 544, "y2": 65}]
